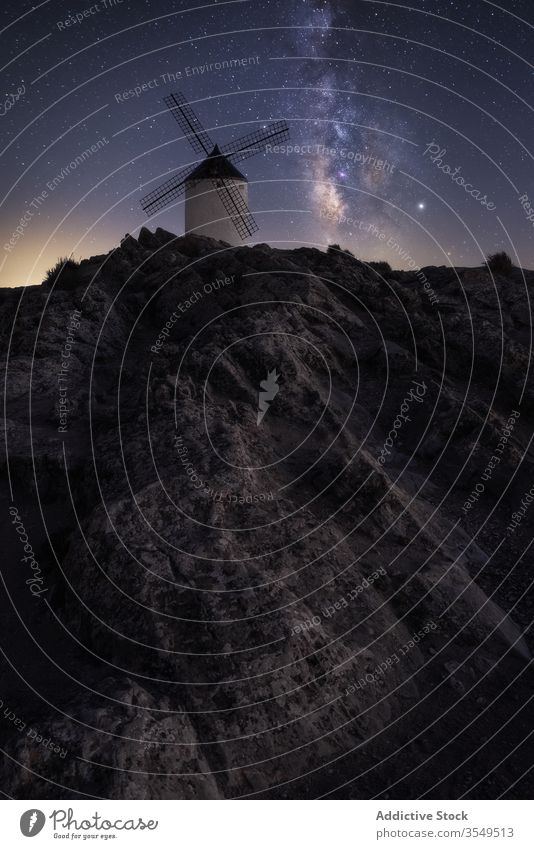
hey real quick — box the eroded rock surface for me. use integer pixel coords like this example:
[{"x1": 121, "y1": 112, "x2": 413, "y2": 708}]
[{"x1": 1, "y1": 233, "x2": 533, "y2": 798}]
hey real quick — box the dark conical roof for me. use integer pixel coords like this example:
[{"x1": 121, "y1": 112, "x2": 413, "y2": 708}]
[{"x1": 186, "y1": 145, "x2": 247, "y2": 182}]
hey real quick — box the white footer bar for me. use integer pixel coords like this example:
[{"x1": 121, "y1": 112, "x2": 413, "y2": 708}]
[{"x1": 4, "y1": 800, "x2": 532, "y2": 848}]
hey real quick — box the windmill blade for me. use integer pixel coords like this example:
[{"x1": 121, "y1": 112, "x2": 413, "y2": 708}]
[
  {"x1": 140, "y1": 161, "x2": 199, "y2": 215},
  {"x1": 222, "y1": 121, "x2": 290, "y2": 163},
  {"x1": 163, "y1": 92, "x2": 214, "y2": 156},
  {"x1": 213, "y1": 178, "x2": 259, "y2": 239}
]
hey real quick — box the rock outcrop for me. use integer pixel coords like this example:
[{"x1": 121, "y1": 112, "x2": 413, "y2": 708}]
[{"x1": 1, "y1": 232, "x2": 533, "y2": 798}]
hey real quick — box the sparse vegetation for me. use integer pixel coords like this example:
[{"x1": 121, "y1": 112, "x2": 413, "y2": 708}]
[
  {"x1": 368, "y1": 260, "x2": 392, "y2": 274},
  {"x1": 45, "y1": 256, "x2": 80, "y2": 287},
  {"x1": 327, "y1": 243, "x2": 354, "y2": 258},
  {"x1": 486, "y1": 251, "x2": 514, "y2": 275}
]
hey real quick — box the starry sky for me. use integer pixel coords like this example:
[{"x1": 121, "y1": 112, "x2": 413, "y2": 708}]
[{"x1": 1, "y1": 0, "x2": 533, "y2": 286}]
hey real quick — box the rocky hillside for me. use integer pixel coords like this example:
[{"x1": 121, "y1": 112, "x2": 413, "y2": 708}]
[{"x1": 1, "y1": 229, "x2": 534, "y2": 799}]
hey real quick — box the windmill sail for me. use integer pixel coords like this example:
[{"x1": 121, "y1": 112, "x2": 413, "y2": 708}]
[
  {"x1": 163, "y1": 92, "x2": 214, "y2": 155},
  {"x1": 140, "y1": 161, "x2": 200, "y2": 215},
  {"x1": 213, "y1": 178, "x2": 259, "y2": 239},
  {"x1": 222, "y1": 121, "x2": 290, "y2": 164}
]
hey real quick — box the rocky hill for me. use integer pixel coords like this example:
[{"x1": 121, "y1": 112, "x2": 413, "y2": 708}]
[{"x1": 1, "y1": 228, "x2": 534, "y2": 799}]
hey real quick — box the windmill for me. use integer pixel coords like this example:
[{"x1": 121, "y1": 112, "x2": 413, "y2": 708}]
[{"x1": 140, "y1": 92, "x2": 290, "y2": 244}]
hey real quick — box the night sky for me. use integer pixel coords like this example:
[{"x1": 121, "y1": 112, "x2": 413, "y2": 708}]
[{"x1": 1, "y1": 0, "x2": 533, "y2": 287}]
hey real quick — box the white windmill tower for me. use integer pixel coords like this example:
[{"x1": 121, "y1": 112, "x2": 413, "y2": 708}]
[
  {"x1": 141, "y1": 92, "x2": 290, "y2": 244},
  {"x1": 184, "y1": 144, "x2": 249, "y2": 244}
]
